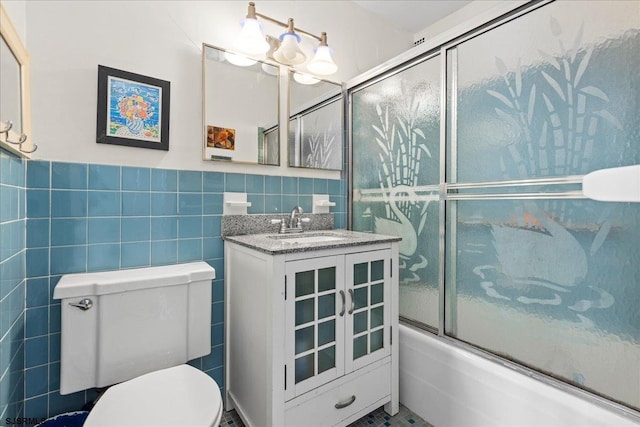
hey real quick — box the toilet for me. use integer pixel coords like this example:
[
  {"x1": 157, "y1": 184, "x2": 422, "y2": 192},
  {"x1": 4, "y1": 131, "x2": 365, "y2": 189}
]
[{"x1": 53, "y1": 262, "x2": 222, "y2": 427}]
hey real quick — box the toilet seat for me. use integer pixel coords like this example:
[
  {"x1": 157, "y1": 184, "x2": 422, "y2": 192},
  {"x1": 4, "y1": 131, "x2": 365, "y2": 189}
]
[{"x1": 84, "y1": 364, "x2": 222, "y2": 427}]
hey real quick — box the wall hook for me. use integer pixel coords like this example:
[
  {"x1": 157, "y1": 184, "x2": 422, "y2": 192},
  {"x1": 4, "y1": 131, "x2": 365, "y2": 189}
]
[
  {"x1": 5, "y1": 133, "x2": 27, "y2": 145},
  {"x1": 0, "y1": 121, "x2": 13, "y2": 135},
  {"x1": 20, "y1": 141, "x2": 37, "y2": 154}
]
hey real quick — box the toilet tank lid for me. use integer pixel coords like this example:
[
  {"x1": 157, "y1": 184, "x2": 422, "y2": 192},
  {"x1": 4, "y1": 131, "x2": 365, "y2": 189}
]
[{"x1": 53, "y1": 262, "x2": 215, "y2": 299}]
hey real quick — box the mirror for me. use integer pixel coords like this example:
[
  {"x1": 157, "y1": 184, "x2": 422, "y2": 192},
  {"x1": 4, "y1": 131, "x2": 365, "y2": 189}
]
[
  {"x1": 289, "y1": 72, "x2": 343, "y2": 171},
  {"x1": 1, "y1": 34, "x2": 21, "y2": 133},
  {"x1": 0, "y1": 4, "x2": 32, "y2": 156},
  {"x1": 202, "y1": 43, "x2": 280, "y2": 165}
]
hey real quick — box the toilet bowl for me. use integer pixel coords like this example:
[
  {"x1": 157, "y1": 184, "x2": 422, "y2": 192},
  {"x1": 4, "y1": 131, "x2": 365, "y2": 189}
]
[
  {"x1": 84, "y1": 365, "x2": 222, "y2": 427},
  {"x1": 53, "y1": 262, "x2": 220, "y2": 426}
]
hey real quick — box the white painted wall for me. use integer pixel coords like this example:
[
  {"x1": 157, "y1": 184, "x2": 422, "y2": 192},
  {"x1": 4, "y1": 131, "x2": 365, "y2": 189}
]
[
  {"x1": 346, "y1": 1, "x2": 525, "y2": 90},
  {"x1": 413, "y1": 0, "x2": 527, "y2": 44},
  {"x1": 1, "y1": 0, "x2": 26, "y2": 43},
  {"x1": 20, "y1": 1, "x2": 412, "y2": 177}
]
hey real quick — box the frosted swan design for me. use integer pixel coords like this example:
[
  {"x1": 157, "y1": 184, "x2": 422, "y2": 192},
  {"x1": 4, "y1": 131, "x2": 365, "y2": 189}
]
[
  {"x1": 374, "y1": 185, "x2": 418, "y2": 257},
  {"x1": 490, "y1": 203, "x2": 587, "y2": 288}
]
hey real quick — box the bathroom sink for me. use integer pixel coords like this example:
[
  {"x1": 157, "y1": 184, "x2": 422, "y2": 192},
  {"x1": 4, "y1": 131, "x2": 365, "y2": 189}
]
[
  {"x1": 279, "y1": 235, "x2": 345, "y2": 244},
  {"x1": 224, "y1": 229, "x2": 401, "y2": 255},
  {"x1": 268, "y1": 233, "x2": 348, "y2": 244}
]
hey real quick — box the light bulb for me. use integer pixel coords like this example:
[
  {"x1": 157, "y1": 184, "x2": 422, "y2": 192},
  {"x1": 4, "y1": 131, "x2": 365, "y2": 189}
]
[
  {"x1": 273, "y1": 32, "x2": 307, "y2": 66},
  {"x1": 307, "y1": 45, "x2": 337, "y2": 75},
  {"x1": 237, "y1": 18, "x2": 269, "y2": 56}
]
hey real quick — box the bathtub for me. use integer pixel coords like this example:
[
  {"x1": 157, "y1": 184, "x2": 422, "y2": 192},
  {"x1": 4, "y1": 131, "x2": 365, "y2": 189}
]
[{"x1": 398, "y1": 324, "x2": 640, "y2": 426}]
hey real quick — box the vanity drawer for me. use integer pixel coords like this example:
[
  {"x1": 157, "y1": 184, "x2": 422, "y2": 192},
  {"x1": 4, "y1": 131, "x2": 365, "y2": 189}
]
[{"x1": 285, "y1": 362, "x2": 391, "y2": 427}]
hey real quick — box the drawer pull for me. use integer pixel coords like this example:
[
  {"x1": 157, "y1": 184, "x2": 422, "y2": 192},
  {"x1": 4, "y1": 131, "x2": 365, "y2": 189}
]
[{"x1": 334, "y1": 395, "x2": 356, "y2": 409}]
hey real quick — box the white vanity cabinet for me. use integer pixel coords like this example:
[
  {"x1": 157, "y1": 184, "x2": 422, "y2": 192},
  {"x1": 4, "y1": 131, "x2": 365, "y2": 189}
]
[{"x1": 224, "y1": 231, "x2": 399, "y2": 427}]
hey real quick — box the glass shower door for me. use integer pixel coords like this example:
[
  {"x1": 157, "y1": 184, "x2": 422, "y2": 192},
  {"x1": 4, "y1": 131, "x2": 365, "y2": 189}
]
[
  {"x1": 445, "y1": 0, "x2": 640, "y2": 410},
  {"x1": 351, "y1": 54, "x2": 442, "y2": 329},
  {"x1": 349, "y1": 0, "x2": 639, "y2": 411}
]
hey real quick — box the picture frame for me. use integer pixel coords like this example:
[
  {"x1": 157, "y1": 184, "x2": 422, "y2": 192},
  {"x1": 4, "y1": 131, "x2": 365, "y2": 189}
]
[
  {"x1": 206, "y1": 125, "x2": 236, "y2": 151},
  {"x1": 96, "y1": 65, "x2": 170, "y2": 151}
]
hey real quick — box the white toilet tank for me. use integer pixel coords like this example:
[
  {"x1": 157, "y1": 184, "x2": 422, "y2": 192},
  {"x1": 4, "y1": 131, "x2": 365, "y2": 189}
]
[{"x1": 53, "y1": 262, "x2": 215, "y2": 395}]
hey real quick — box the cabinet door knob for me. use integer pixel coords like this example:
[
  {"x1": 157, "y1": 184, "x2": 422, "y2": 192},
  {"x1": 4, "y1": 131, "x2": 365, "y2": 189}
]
[
  {"x1": 334, "y1": 395, "x2": 356, "y2": 409},
  {"x1": 339, "y1": 290, "x2": 345, "y2": 316},
  {"x1": 348, "y1": 289, "x2": 355, "y2": 315}
]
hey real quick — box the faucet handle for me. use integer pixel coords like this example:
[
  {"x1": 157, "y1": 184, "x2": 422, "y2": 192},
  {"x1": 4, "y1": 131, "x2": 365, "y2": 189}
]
[{"x1": 271, "y1": 218, "x2": 288, "y2": 233}]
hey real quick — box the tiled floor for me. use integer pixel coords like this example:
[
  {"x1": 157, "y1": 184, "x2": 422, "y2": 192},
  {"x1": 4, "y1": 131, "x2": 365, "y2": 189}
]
[
  {"x1": 347, "y1": 405, "x2": 433, "y2": 427},
  {"x1": 219, "y1": 404, "x2": 433, "y2": 427}
]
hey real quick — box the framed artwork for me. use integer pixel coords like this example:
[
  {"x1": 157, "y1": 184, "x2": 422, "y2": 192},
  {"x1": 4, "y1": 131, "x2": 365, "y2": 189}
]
[
  {"x1": 206, "y1": 125, "x2": 236, "y2": 150},
  {"x1": 96, "y1": 65, "x2": 170, "y2": 151}
]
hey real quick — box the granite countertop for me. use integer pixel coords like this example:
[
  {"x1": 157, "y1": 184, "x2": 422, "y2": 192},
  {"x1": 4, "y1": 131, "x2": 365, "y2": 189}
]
[{"x1": 223, "y1": 229, "x2": 401, "y2": 255}]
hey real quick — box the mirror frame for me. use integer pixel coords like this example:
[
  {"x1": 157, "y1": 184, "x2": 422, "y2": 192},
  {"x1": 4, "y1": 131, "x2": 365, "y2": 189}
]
[
  {"x1": 0, "y1": 4, "x2": 32, "y2": 157},
  {"x1": 201, "y1": 43, "x2": 281, "y2": 166},
  {"x1": 288, "y1": 71, "x2": 344, "y2": 171}
]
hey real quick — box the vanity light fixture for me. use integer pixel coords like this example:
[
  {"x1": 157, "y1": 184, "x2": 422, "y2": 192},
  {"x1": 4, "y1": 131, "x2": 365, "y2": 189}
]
[
  {"x1": 237, "y1": 2, "x2": 270, "y2": 55},
  {"x1": 260, "y1": 36, "x2": 281, "y2": 75},
  {"x1": 237, "y1": 2, "x2": 338, "y2": 76},
  {"x1": 306, "y1": 32, "x2": 338, "y2": 75},
  {"x1": 273, "y1": 19, "x2": 306, "y2": 66}
]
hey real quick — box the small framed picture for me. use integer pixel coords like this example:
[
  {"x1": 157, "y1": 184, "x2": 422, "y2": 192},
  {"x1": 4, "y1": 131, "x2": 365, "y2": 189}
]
[
  {"x1": 206, "y1": 125, "x2": 236, "y2": 150},
  {"x1": 96, "y1": 65, "x2": 170, "y2": 151}
]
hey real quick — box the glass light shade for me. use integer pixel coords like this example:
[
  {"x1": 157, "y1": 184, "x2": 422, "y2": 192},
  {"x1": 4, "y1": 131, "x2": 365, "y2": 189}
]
[
  {"x1": 293, "y1": 72, "x2": 320, "y2": 85},
  {"x1": 273, "y1": 32, "x2": 307, "y2": 66},
  {"x1": 237, "y1": 18, "x2": 270, "y2": 56},
  {"x1": 224, "y1": 51, "x2": 257, "y2": 67},
  {"x1": 307, "y1": 45, "x2": 338, "y2": 75}
]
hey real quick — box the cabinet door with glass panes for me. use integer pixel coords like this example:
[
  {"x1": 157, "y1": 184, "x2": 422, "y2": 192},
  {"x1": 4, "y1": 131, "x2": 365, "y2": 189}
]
[
  {"x1": 284, "y1": 250, "x2": 391, "y2": 399},
  {"x1": 284, "y1": 255, "x2": 345, "y2": 399},
  {"x1": 344, "y1": 250, "x2": 392, "y2": 372}
]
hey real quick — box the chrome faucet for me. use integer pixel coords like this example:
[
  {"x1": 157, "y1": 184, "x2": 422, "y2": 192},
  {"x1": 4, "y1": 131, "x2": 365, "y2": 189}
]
[
  {"x1": 271, "y1": 206, "x2": 310, "y2": 234},
  {"x1": 289, "y1": 206, "x2": 303, "y2": 229}
]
